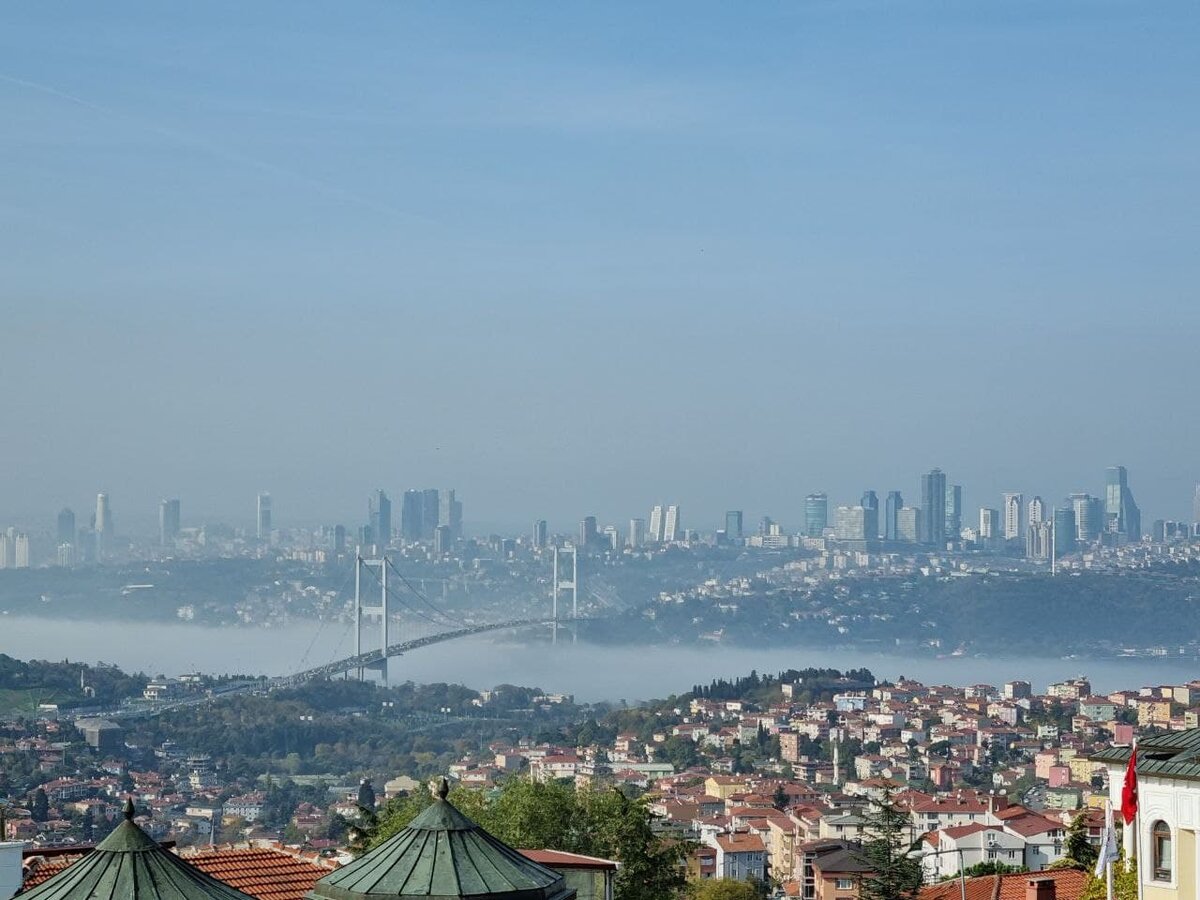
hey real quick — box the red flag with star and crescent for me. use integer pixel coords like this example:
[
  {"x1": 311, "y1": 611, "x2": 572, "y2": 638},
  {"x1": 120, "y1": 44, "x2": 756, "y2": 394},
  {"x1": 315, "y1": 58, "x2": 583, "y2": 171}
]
[{"x1": 1121, "y1": 745, "x2": 1138, "y2": 825}]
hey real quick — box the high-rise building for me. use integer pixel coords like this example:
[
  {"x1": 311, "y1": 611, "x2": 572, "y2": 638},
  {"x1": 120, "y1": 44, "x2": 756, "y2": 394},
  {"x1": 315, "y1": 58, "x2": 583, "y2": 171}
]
[
  {"x1": 920, "y1": 470, "x2": 947, "y2": 547},
  {"x1": 628, "y1": 518, "x2": 646, "y2": 548},
  {"x1": 1003, "y1": 493, "x2": 1024, "y2": 541},
  {"x1": 56, "y1": 543, "x2": 75, "y2": 568},
  {"x1": 333, "y1": 524, "x2": 346, "y2": 556},
  {"x1": 725, "y1": 511, "x2": 744, "y2": 540},
  {"x1": 532, "y1": 519, "x2": 548, "y2": 549},
  {"x1": 95, "y1": 492, "x2": 113, "y2": 558},
  {"x1": 1194, "y1": 484, "x2": 1200, "y2": 527},
  {"x1": 256, "y1": 492, "x2": 272, "y2": 540},
  {"x1": 896, "y1": 507, "x2": 923, "y2": 543},
  {"x1": 979, "y1": 507, "x2": 1001, "y2": 540},
  {"x1": 648, "y1": 506, "x2": 665, "y2": 543},
  {"x1": 804, "y1": 493, "x2": 828, "y2": 538},
  {"x1": 0, "y1": 531, "x2": 12, "y2": 569},
  {"x1": 602, "y1": 524, "x2": 620, "y2": 551},
  {"x1": 944, "y1": 483, "x2": 962, "y2": 541},
  {"x1": 420, "y1": 489, "x2": 440, "y2": 540},
  {"x1": 439, "y1": 489, "x2": 462, "y2": 539},
  {"x1": 159, "y1": 498, "x2": 181, "y2": 546},
  {"x1": 433, "y1": 524, "x2": 453, "y2": 555},
  {"x1": 1053, "y1": 506, "x2": 1077, "y2": 557},
  {"x1": 579, "y1": 516, "x2": 598, "y2": 548},
  {"x1": 834, "y1": 506, "x2": 867, "y2": 542},
  {"x1": 884, "y1": 491, "x2": 902, "y2": 542},
  {"x1": 860, "y1": 491, "x2": 879, "y2": 540},
  {"x1": 13, "y1": 533, "x2": 30, "y2": 568},
  {"x1": 1105, "y1": 466, "x2": 1141, "y2": 541},
  {"x1": 1070, "y1": 493, "x2": 1103, "y2": 544},
  {"x1": 56, "y1": 507, "x2": 75, "y2": 546},
  {"x1": 1026, "y1": 521, "x2": 1053, "y2": 560},
  {"x1": 663, "y1": 505, "x2": 680, "y2": 542},
  {"x1": 1028, "y1": 496, "x2": 1046, "y2": 526},
  {"x1": 369, "y1": 490, "x2": 392, "y2": 547},
  {"x1": 401, "y1": 490, "x2": 423, "y2": 541}
]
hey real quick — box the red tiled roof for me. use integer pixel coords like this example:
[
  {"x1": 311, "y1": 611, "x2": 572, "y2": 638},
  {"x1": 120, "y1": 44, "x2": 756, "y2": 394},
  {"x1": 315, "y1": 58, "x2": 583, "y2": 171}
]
[
  {"x1": 519, "y1": 849, "x2": 618, "y2": 871},
  {"x1": 181, "y1": 847, "x2": 338, "y2": 900},
  {"x1": 920, "y1": 869, "x2": 1088, "y2": 900}
]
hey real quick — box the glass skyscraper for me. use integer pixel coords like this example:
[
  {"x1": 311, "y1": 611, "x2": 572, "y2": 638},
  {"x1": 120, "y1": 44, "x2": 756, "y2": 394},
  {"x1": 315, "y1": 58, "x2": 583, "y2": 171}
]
[
  {"x1": 1105, "y1": 466, "x2": 1141, "y2": 541},
  {"x1": 884, "y1": 491, "x2": 902, "y2": 541},
  {"x1": 920, "y1": 469, "x2": 947, "y2": 546},
  {"x1": 804, "y1": 493, "x2": 828, "y2": 538}
]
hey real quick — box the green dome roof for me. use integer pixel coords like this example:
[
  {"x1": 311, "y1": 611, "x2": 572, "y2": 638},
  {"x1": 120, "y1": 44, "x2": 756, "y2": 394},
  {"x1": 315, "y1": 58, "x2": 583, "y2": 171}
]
[
  {"x1": 21, "y1": 800, "x2": 256, "y2": 900},
  {"x1": 308, "y1": 783, "x2": 574, "y2": 900}
]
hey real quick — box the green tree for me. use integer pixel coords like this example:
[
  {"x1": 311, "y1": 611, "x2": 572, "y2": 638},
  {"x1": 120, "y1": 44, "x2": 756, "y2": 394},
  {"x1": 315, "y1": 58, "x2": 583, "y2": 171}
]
[
  {"x1": 957, "y1": 862, "x2": 1025, "y2": 878},
  {"x1": 1080, "y1": 854, "x2": 1136, "y2": 900},
  {"x1": 31, "y1": 788, "x2": 48, "y2": 822},
  {"x1": 585, "y1": 789, "x2": 689, "y2": 900},
  {"x1": 1060, "y1": 812, "x2": 1098, "y2": 871},
  {"x1": 691, "y1": 878, "x2": 761, "y2": 900},
  {"x1": 857, "y1": 785, "x2": 923, "y2": 900},
  {"x1": 772, "y1": 784, "x2": 789, "y2": 811}
]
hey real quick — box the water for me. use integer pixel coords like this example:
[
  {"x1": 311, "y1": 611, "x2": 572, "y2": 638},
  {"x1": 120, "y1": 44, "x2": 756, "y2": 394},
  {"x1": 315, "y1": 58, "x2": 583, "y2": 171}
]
[{"x1": 2, "y1": 613, "x2": 1197, "y2": 702}]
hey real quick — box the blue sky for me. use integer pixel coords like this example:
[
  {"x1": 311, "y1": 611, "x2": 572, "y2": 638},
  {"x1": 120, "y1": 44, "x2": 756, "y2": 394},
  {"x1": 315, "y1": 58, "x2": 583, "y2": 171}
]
[{"x1": 2, "y1": 1, "x2": 1198, "y2": 533}]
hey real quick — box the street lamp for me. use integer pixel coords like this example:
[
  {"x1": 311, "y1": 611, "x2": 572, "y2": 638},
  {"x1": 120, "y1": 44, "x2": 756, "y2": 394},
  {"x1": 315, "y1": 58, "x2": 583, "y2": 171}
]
[{"x1": 907, "y1": 846, "x2": 967, "y2": 900}]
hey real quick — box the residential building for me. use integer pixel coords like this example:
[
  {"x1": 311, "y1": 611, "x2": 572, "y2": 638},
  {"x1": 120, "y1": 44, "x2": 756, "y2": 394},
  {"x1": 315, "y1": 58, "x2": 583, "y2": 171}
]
[
  {"x1": 945, "y1": 482, "x2": 962, "y2": 542},
  {"x1": 663, "y1": 506, "x2": 681, "y2": 542},
  {"x1": 707, "y1": 832, "x2": 766, "y2": 882},
  {"x1": 1028, "y1": 496, "x2": 1045, "y2": 526},
  {"x1": 628, "y1": 518, "x2": 645, "y2": 548},
  {"x1": 649, "y1": 506, "x2": 665, "y2": 543},
  {"x1": 1003, "y1": 493, "x2": 1024, "y2": 540}
]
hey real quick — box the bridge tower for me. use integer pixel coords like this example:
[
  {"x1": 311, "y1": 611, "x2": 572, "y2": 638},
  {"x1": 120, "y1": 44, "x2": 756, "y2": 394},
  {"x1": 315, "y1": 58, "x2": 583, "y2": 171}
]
[
  {"x1": 354, "y1": 551, "x2": 389, "y2": 683},
  {"x1": 552, "y1": 544, "x2": 578, "y2": 644}
]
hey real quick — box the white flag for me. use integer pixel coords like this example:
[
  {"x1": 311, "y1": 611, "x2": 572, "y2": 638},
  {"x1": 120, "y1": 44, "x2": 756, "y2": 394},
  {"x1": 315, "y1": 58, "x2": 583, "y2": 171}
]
[{"x1": 1095, "y1": 800, "x2": 1119, "y2": 877}]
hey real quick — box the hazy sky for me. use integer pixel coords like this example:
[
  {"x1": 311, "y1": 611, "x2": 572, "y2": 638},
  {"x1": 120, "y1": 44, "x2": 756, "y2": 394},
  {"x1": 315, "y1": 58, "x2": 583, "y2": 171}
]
[{"x1": 2, "y1": 1, "x2": 1198, "y2": 534}]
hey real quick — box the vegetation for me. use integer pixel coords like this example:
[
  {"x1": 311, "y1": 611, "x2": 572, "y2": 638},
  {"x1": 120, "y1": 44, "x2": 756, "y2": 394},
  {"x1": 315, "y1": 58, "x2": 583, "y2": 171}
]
[
  {"x1": 0, "y1": 654, "x2": 146, "y2": 713},
  {"x1": 856, "y1": 784, "x2": 924, "y2": 900},
  {"x1": 1060, "y1": 812, "x2": 1099, "y2": 871},
  {"x1": 690, "y1": 879, "x2": 764, "y2": 900}
]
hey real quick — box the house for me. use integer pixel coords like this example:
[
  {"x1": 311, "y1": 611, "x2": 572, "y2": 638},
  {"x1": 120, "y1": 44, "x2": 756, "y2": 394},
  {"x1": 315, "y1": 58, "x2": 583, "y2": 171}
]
[
  {"x1": 707, "y1": 832, "x2": 766, "y2": 882},
  {"x1": 800, "y1": 839, "x2": 872, "y2": 900}
]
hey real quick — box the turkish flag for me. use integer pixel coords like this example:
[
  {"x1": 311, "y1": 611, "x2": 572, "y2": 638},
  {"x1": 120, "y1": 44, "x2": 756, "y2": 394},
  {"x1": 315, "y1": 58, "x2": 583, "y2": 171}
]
[{"x1": 1121, "y1": 746, "x2": 1138, "y2": 825}]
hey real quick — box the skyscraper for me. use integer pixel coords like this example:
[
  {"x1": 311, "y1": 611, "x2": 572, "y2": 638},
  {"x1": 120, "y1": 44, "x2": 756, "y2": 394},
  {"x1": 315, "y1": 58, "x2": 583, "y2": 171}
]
[
  {"x1": 1053, "y1": 506, "x2": 1077, "y2": 556},
  {"x1": 256, "y1": 492, "x2": 272, "y2": 540},
  {"x1": 159, "y1": 498, "x2": 181, "y2": 546},
  {"x1": 532, "y1": 519, "x2": 548, "y2": 549},
  {"x1": 725, "y1": 511, "x2": 744, "y2": 540},
  {"x1": 579, "y1": 516, "x2": 598, "y2": 548},
  {"x1": 804, "y1": 493, "x2": 828, "y2": 538},
  {"x1": 1003, "y1": 493, "x2": 1024, "y2": 541},
  {"x1": 884, "y1": 491, "x2": 902, "y2": 542},
  {"x1": 896, "y1": 507, "x2": 922, "y2": 543},
  {"x1": 920, "y1": 469, "x2": 946, "y2": 547},
  {"x1": 979, "y1": 507, "x2": 1000, "y2": 540},
  {"x1": 95, "y1": 492, "x2": 113, "y2": 559},
  {"x1": 13, "y1": 533, "x2": 30, "y2": 568},
  {"x1": 944, "y1": 483, "x2": 962, "y2": 542},
  {"x1": 369, "y1": 490, "x2": 392, "y2": 547},
  {"x1": 1026, "y1": 521, "x2": 1053, "y2": 560},
  {"x1": 663, "y1": 505, "x2": 681, "y2": 542},
  {"x1": 439, "y1": 489, "x2": 462, "y2": 539},
  {"x1": 1028, "y1": 496, "x2": 1046, "y2": 526},
  {"x1": 628, "y1": 518, "x2": 646, "y2": 548},
  {"x1": 834, "y1": 506, "x2": 867, "y2": 541},
  {"x1": 860, "y1": 491, "x2": 879, "y2": 540},
  {"x1": 1105, "y1": 466, "x2": 1141, "y2": 541},
  {"x1": 433, "y1": 524, "x2": 453, "y2": 555},
  {"x1": 648, "y1": 506, "x2": 664, "y2": 543},
  {"x1": 56, "y1": 507, "x2": 76, "y2": 546},
  {"x1": 1070, "y1": 493, "x2": 1103, "y2": 544},
  {"x1": 602, "y1": 524, "x2": 620, "y2": 551},
  {"x1": 1194, "y1": 484, "x2": 1200, "y2": 526},
  {"x1": 401, "y1": 490, "x2": 423, "y2": 541},
  {"x1": 421, "y1": 489, "x2": 440, "y2": 540}
]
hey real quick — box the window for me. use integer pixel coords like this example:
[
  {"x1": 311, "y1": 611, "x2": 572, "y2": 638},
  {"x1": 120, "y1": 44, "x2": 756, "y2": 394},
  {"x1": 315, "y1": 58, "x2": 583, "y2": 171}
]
[
  {"x1": 1152, "y1": 821, "x2": 1172, "y2": 881},
  {"x1": 836, "y1": 879, "x2": 856, "y2": 890}
]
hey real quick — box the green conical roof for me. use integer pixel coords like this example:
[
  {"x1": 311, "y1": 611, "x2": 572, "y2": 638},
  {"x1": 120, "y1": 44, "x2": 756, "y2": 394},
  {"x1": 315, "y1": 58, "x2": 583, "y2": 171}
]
[
  {"x1": 21, "y1": 800, "x2": 256, "y2": 900},
  {"x1": 308, "y1": 782, "x2": 574, "y2": 900}
]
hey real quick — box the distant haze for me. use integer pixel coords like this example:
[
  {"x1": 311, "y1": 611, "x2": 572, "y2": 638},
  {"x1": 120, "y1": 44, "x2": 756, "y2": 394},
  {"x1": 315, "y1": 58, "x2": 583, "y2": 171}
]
[{"x1": 2, "y1": 2, "x2": 1199, "y2": 534}]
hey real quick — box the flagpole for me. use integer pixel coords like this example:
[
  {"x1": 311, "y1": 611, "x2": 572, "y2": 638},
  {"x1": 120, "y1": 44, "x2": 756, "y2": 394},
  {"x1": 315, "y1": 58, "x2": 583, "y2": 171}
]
[{"x1": 1106, "y1": 801, "x2": 1114, "y2": 900}]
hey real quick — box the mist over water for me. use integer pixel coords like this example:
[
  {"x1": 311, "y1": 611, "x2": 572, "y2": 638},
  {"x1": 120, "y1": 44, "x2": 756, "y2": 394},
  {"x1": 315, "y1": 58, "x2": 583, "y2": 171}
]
[{"x1": 4, "y1": 615, "x2": 1195, "y2": 702}]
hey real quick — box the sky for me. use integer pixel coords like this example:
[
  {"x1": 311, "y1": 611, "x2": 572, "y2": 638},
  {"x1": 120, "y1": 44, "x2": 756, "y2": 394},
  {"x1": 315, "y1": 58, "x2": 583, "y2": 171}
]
[{"x1": 2, "y1": 1, "x2": 1199, "y2": 535}]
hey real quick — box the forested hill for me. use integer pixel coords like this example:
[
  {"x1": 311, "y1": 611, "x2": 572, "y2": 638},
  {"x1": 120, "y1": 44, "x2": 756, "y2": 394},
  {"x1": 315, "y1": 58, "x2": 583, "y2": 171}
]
[{"x1": 0, "y1": 654, "x2": 147, "y2": 715}]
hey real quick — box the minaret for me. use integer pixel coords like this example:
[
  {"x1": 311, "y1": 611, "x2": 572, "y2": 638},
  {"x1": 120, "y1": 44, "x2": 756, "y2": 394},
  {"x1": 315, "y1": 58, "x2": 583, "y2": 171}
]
[{"x1": 832, "y1": 740, "x2": 840, "y2": 786}]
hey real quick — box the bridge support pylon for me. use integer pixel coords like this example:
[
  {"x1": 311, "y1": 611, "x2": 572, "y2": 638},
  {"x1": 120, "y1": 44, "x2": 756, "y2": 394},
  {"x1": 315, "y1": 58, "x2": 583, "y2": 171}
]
[
  {"x1": 552, "y1": 544, "x2": 578, "y2": 645},
  {"x1": 354, "y1": 550, "x2": 389, "y2": 684}
]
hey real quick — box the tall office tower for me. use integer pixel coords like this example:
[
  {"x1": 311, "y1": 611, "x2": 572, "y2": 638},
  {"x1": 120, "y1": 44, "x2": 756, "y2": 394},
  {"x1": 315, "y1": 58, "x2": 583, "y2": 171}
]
[
  {"x1": 532, "y1": 519, "x2": 548, "y2": 549},
  {"x1": 1026, "y1": 521, "x2": 1053, "y2": 560},
  {"x1": 860, "y1": 491, "x2": 879, "y2": 540},
  {"x1": 13, "y1": 533, "x2": 30, "y2": 568},
  {"x1": 1028, "y1": 496, "x2": 1046, "y2": 526},
  {"x1": 804, "y1": 493, "x2": 829, "y2": 537},
  {"x1": 602, "y1": 524, "x2": 620, "y2": 551},
  {"x1": 1069, "y1": 493, "x2": 1103, "y2": 544},
  {"x1": 159, "y1": 498, "x2": 181, "y2": 546},
  {"x1": 56, "y1": 543, "x2": 75, "y2": 568},
  {"x1": 439, "y1": 489, "x2": 462, "y2": 539},
  {"x1": 648, "y1": 505, "x2": 665, "y2": 542},
  {"x1": 333, "y1": 524, "x2": 346, "y2": 556},
  {"x1": 896, "y1": 507, "x2": 923, "y2": 543},
  {"x1": 1002, "y1": 493, "x2": 1024, "y2": 540},
  {"x1": 628, "y1": 518, "x2": 646, "y2": 548},
  {"x1": 884, "y1": 491, "x2": 902, "y2": 542},
  {"x1": 56, "y1": 507, "x2": 76, "y2": 546},
  {"x1": 433, "y1": 524, "x2": 453, "y2": 555},
  {"x1": 944, "y1": 483, "x2": 962, "y2": 541},
  {"x1": 579, "y1": 516, "x2": 598, "y2": 547},
  {"x1": 1053, "y1": 506, "x2": 1077, "y2": 555},
  {"x1": 256, "y1": 492, "x2": 272, "y2": 540},
  {"x1": 0, "y1": 532, "x2": 11, "y2": 568},
  {"x1": 979, "y1": 507, "x2": 1001, "y2": 540},
  {"x1": 95, "y1": 492, "x2": 113, "y2": 559},
  {"x1": 401, "y1": 490, "x2": 423, "y2": 541},
  {"x1": 663, "y1": 505, "x2": 681, "y2": 542},
  {"x1": 725, "y1": 510, "x2": 744, "y2": 540},
  {"x1": 369, "y1": 490, "x2": 392, "y2": 547},
  {"x1": 1105, "y1": 466, "x2": 1142, "y2": 540},
  {"x1": 920, "y1": 469, "x2": 947, "y2": 546},
  {"x1": 834, "y1": 506, "x2": 867, "y2": 541},
  {"x1": 421, "y1": 489, "x2": 440, "y2": 540},
  {"x1": 1194, "y1": 484, "x2": 1200, "y2": 526}
]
